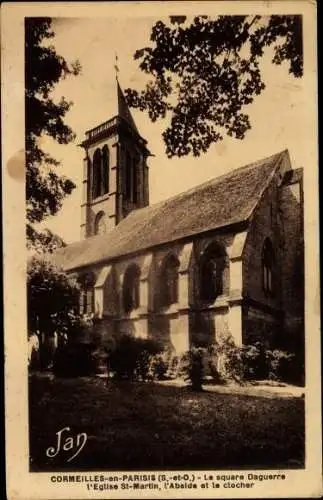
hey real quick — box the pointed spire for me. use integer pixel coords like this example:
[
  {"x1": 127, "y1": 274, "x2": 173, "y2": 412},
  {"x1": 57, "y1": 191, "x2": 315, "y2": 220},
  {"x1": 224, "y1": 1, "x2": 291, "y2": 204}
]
[{"x1": 116, "y1": 79, "x2": 140, "y2": 135}]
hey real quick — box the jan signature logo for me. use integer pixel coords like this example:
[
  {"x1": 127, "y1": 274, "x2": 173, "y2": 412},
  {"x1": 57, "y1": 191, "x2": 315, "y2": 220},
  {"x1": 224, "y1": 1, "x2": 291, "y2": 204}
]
[{"x1": 46, "y1": 427, "x2": 87, "y2": 462}]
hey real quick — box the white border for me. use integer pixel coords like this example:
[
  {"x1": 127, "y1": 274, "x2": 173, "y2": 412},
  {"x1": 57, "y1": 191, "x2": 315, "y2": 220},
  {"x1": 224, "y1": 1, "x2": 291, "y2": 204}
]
[{"x1": 2, "y1": 2, "x2": 321, "y2": 498}]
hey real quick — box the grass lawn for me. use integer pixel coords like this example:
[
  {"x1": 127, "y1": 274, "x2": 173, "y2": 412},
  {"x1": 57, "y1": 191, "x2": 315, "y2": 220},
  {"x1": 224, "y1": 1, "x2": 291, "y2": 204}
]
[{"x1": 29, "y1": 374, "x2": 305, "y2": 471}]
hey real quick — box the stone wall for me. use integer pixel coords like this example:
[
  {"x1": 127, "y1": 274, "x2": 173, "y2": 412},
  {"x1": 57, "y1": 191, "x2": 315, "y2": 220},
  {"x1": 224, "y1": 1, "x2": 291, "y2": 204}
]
[
  {"x1": 76, "y1": 163, "x2": 304, "y2": 356},
  {"x1": 279, "y1": 172, "x2": 304, "y2": 332},
  {"x1": 242, "y1": 167, "x2": 304, "y2": 348},
  {"x1": 242, "y1": 175, "x2": 283, "y2": 345},
  {"x1": 75, "y1": 229, "x2": 249, "y2": 353},
  {"x1": 81, "y1": 135, "x2": 119, "y2": 238}
]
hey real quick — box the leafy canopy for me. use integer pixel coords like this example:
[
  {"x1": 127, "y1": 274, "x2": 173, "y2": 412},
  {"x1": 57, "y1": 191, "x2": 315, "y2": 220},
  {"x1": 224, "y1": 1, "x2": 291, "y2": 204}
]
[
  {"x1": 27, "y1": 227, "x2": 67, "y2": 254},
  {"x1": 25, "y1": 18, "x2": 81, "y2": 247},
  {"x1": 125, "y1": 15, "x2": 303, "y2": 158},
  {"x1": 27, "y1": 256, "x2": 80, "y2": 337}
]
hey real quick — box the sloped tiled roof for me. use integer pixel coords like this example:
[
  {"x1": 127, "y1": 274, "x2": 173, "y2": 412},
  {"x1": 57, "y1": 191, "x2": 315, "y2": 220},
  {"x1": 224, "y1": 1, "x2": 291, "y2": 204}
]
[{"x1": 52, "y1": 150, "x2": 287, "y2": 272}]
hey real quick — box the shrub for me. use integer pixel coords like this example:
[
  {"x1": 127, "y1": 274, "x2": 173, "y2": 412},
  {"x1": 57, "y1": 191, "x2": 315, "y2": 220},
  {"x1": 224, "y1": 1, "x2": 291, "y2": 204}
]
[
  {"x1": 107, "y1": 335, "x2": 138, "y2": 380},
  {"x1": 241, "y1": 342, "x2": 268, "y2": 380},
  {"x1": 207, "y1": 337, "x2": 244, "y2": 383},
  {"x1": 206, "y1": 347, "x2": 223, "y2": 384},
  {"x1": 136, "y1": 338, "x2": 163, "y2": 381},
  {"x1": 212, "y1": 335, "x2": 296, "y2": 383},
  {"x1": 149, "y1": 353, "x2": 169, "y2": 380},
  {"x1": 189, "y1": 347, "x2": 205, "y2": 390},
  {"x1": 173, "y1": 353, "x2": 191, "y2": 379},
  {"x1": 287, "y1": 350, "x2": 305, "y2": 386},
  {"x1": 266, "y1": 349, "x2": 295, "y2": 381},
  {"x1": 53, "y1": 341, "x2": 97, "y2": 378},
  {"x1": 107, "y1": 334, "x2": 163, "y2": 381},
  {"x1": 179, "y1": 347, "x2": 205, "y2": 391},
  {"x1": 220, "y1": 339, "x2": 244, "y2": 382},
  {"x1": 206, "y1": 337, "x2": 273, "y2": 383}
]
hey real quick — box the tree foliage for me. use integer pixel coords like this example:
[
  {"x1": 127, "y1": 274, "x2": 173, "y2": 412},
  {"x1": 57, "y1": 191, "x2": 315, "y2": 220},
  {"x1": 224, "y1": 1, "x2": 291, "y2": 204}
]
[
  {"x1": 27, "y1": 256, "x2": 80, "y2": 338},
  {"x1": 125, "y1": 15, "x2": 303, "y2": 157},
  {"x1": 25, "y1": 18, "x2": 81, "y2": 248},
  {"x1": 27, "y1": 227, "x2": 67, "y2": 254}
]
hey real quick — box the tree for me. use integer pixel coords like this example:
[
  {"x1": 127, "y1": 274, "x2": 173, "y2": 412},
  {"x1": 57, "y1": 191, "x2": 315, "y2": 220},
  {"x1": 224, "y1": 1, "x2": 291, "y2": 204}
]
[
  {"x1": 27, "y1": 256, "x2": 80, "y2": 341},
  {"x1": 25, "y1": 18, "x2": 81, "y2": 249},
  {"x1": 27, "y1": 227, "x2": 67, "y2": 255},
  {"x1": 27, "y1": 255, "x2": 88, "y2": 368},
  {"x1": 125, "y1": 15, "x2": 303, "y2": 158}
]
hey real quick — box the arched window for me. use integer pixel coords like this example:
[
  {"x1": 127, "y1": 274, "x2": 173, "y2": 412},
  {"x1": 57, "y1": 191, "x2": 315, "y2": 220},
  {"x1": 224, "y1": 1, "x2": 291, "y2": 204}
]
[
  {"x1": 161, "y1": 254, "x2": 180, "y2": 307},
  {"x1": 92, "y1": 148, "x2": 102, "y2": 199},
  {"x1": 102, "y1": 145, "x2": 109, "y2": 195},
  {"x1": 200, "y1": 242, "x2": 226, "y2": 302},
  {"x1": 123, "y1": 264, "x2": 141, "y2": 313},
  {"x1": 262, "y1": 238, "x2": 275, "y2": 295},
  {"x1": 125, "y1": 151, "x2": 132, "y2": 201},
  {"x1": 132, "y1": 157, "x2": 138, "y2": 203},
  {"x1": 94, "y1": 211, "x2": 106, "y2": 235},
  {"x1": 78, "y1": 272, "x2": 95, "y2": 315}
]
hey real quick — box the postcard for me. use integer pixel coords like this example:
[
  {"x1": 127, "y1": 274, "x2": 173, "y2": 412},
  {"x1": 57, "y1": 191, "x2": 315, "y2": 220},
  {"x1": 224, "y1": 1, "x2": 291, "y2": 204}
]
[{"x1": 2, "y1": 1, "x2": 321, "y2": 498}]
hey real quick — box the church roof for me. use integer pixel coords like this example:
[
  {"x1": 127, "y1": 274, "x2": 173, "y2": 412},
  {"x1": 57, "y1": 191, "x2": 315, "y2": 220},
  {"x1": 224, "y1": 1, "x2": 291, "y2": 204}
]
[{"x1": 52, "y1": 150, "x2": 288, "y2": 272}]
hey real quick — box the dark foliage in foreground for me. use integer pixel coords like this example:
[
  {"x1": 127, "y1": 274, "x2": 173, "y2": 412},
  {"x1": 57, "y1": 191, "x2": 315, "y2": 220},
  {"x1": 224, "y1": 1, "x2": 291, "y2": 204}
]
[
  {"x1": 53, "y1": 342, "x2": 97, "y2": 378},
  {"x1": 25, "y1": 17, "x2": 81, "y2": 250},
  {"x1": 29, "y1": 375, "x2": 304, "y2": 471},
  {"x1": 107, "y1": 334, "x2": 163, "y2": 381},
  {"x1": 126, "y1": 15, "x2": 303, "y2": 157},
  {"x1": 27, "y1": 256, "x2": 80, "y2": 338}
]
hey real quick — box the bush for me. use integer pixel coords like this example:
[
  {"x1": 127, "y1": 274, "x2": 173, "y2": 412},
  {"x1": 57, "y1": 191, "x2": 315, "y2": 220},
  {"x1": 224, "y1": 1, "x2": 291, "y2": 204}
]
[
  {"x1": 106, "y1": 332, "x2": 298, "y2": 385},
  {"x1": 53, "y1": 341, "x2": 97, "y2": 377},
  {"x1": 107, "y1": 334, "x2": 163, "y2": 381},
  {"x1": 178, "y1": 347, "x2": 205, "y2": 391},
  {"x1": 149, "y1": 353, "x2": 169, "y2": 380},
  {"x1": 241, "y1": 342, "x2": 268, "y2": 380},
  {"x1": 207, "y1": 338, "x2": 244, "y2": 383},
  {"x1": 287, "y1": 350, "x2": 304, "y2": 386},
  {"x1": 210, "y1": 335, "x2": 296, "y2": 383},
  {"x1": 136, "y1": 338, "x2": 163, "y2": 381},
  {"x1": 150, "y1": 350, "x2": 188, "y2": 380},
  {"x1": 266, "y1": 349, "x2": 295, "y2": 381}
]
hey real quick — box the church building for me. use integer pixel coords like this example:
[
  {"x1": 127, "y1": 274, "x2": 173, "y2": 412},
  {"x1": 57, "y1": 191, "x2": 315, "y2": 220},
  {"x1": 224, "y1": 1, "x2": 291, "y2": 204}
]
[{"x1": 52, "y1": 82, "x2": 304, "y2": 354}]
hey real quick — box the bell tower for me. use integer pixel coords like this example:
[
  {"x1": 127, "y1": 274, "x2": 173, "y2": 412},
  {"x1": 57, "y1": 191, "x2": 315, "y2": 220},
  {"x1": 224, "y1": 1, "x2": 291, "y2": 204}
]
[{"x1": 79, "y1": 81, "x2": 150, "y2": 239}]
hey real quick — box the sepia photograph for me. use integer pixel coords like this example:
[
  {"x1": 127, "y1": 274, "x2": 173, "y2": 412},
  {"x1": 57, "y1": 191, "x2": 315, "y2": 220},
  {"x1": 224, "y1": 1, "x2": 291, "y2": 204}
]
[{"x1": 3, "y1": 1, "x2": 321, "y2": 498}]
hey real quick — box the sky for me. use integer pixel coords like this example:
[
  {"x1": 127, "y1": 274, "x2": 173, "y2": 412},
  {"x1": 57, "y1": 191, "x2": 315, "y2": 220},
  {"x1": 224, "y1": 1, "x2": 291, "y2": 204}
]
[{"x1": 38, "y1": 16, "x2": 308, "y2": 244}]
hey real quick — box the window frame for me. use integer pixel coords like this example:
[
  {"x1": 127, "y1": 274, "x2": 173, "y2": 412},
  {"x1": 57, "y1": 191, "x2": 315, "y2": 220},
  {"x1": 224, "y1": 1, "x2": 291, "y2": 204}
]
[
  {"x1": 125, "y1": 151, "x2": 132, "y2": 201},
  {"x1": 94, "y1": 211, "x2": 106, "y2": 235},
  {"x1": 101, "y1": 145, "x2": 110, "y2": 195},
  {"x1": 199, "y1": 242, "x2": 226, "y2": 303},
  {"x1": 123, "y1": 264, "x2": 141, "y2": 313},
  {"x1": 161, "y1": 254, "x2": 180, "y2": 307},
  {"x1": 78, "y1": 272, "x2": 95, "y2": 316},
  {"x1": 262, "y1": 238, "x2": 275, "y2": 296},
  {"x1": 92, "y1": 148, "x2": 102, "y2": 199}
]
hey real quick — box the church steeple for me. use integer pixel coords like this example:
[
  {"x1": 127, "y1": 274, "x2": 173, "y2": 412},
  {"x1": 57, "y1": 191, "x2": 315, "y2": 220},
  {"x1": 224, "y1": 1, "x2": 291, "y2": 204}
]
[
  {"x1": 117, "y1": 81, "x2": 140, "y2": 135},
  {"x1": 79, "y1": 81, "x2": 150, "y2": 239}
]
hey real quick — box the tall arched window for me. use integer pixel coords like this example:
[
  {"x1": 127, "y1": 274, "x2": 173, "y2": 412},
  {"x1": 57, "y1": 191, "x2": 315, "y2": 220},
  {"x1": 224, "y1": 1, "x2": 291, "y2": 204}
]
[
  {"x1": 94, "y1": 211, "x2": 106, "y2": 235},
  {"x1": 92, "y1": 148, "x2": 102, "y2": 199},
  {"x1": 262, "y1": 238, "x2": 275, "y2": 295},
  {"x1": 161, "y1": 254, "x2": 180, "y2": 307},
  {"x1": 78, "y1": 272, "x2": 95, "y2": 315},
  {"x1": 102, "y1": 145, "x2": 109, "y2": 195},
  {"x1": 125, "y1": 151, "x2": 132, "y2": 201},
  {"x1": 123, "y1": 264, "x2": 141, "y2": 313},
  {"x1": 132, "y1": 157, "x2": 138, "y2": 203},
  {"x1": 200, "y1": 242, "x2": 226, "y2": 302}
]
